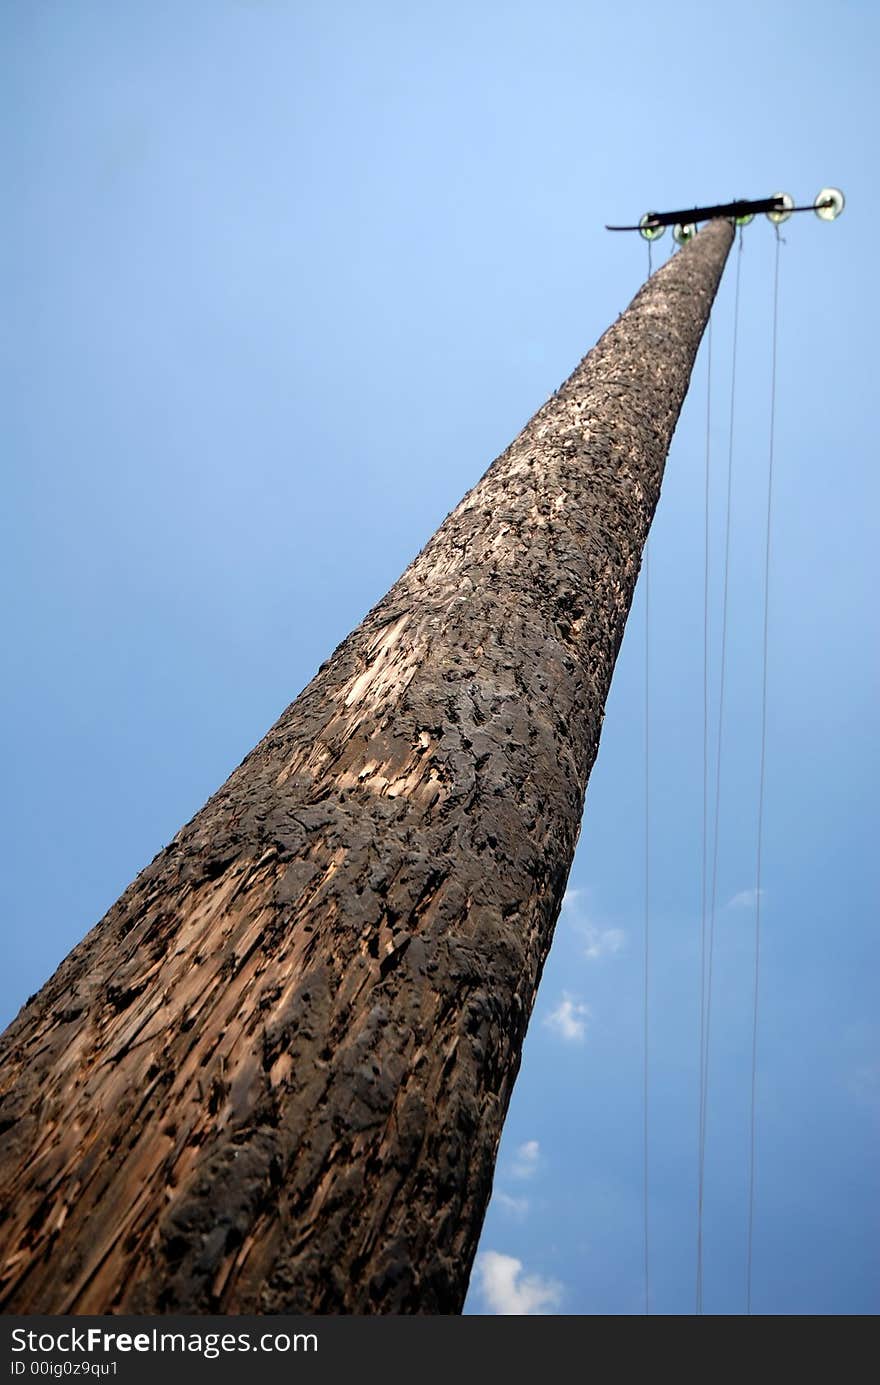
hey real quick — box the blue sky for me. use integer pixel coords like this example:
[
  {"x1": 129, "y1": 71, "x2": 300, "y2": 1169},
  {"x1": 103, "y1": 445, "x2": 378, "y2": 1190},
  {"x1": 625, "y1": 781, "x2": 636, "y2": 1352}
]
[{"x1": 3, "y1": 0, "x2": 877, "y2": 1315}]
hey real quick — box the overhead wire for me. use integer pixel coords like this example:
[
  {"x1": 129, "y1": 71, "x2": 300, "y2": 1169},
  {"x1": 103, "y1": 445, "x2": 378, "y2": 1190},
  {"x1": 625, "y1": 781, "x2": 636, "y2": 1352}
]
[
  {"x1": 643, "y1": 535, "x2": 651, "y2": 1316},
  {"x1": 697, "y1": 224, "x2": 744, "y2": 1315},
  {"x1": 696, "y1": 312, "x2": 712, "y2": 1313},
  {"x1": 635, "y1": 216, "x2": 788, "y2": 1314},
  {"x1": 641, "y1": 220, "x2": 771, "y2": 1315},
  {"x1": 643, "y1": 218, "x2": 655, "y2": 1320},
  {"x1": 747, "y1": 224, "x2": 782, "y2": 1314}
]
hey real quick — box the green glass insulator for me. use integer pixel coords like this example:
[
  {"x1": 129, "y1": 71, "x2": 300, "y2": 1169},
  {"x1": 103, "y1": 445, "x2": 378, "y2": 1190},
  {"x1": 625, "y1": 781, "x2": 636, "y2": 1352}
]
[
  {"x1": 767, "y1": 192, "x2": 794, "y2": 224},
  {"x1": 639, "y1": 213, "x2": 666, "y2": 242},
  {"x1": 814, "y1": 187, "x2": 845, "y2": 221}
]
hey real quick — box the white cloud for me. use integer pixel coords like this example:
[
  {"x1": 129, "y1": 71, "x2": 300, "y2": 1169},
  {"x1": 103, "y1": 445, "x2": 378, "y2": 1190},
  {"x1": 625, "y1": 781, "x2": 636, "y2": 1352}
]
[
  {"x1": 475, "y1": 1251, "x2": 563, "y2": 1315},
  {"x1": 727, "y1": 888, "x2": 766, "y2": 910},
  {"x1": 544, "y1": 993, "x2": 590, "y2": 1042},
  {"x1": 583, "y1": 926, "x2": 626, "y2": 960},
  {"x1": 562, "y1": 888, "x2": 626, "y2": 960},
  {"x1": 495, "y1": 1192, "x2": 530, "y2": 1219},
  {"x1": 511, "y1": 1139, "x2": 540, "y2": 1179}
]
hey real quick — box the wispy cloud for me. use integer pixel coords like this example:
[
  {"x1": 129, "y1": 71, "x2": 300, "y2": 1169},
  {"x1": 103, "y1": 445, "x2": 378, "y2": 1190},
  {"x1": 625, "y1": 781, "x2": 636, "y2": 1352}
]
[
  {"x1": 495, "y1": 1192, "x2": 530, "y2": 1219},
  {"x1": 545, "y1": 993, "x2": 590, "y2": 1042},
  {"x1": 511, "y1": 1139, "x2": 540, "y2": 1179},
  {"x1": 583, "y1": 926, "x2": 625, "y2": 959},
  {"x1": 562, "y1": 888, "x2": 626, "y2": 960},
  {"x1": 474, "y1": 1251, "x2": 563, "y2": 1315},
  {"x1": 726, "y1": 888, "x2": 766, "y2": 910}
]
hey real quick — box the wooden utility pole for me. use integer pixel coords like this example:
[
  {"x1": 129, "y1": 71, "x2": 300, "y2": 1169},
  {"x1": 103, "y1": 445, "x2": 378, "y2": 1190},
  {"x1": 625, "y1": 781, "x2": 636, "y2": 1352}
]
[{"x1": 0, "y1": 218, "x2": 733, "y2": 1314}]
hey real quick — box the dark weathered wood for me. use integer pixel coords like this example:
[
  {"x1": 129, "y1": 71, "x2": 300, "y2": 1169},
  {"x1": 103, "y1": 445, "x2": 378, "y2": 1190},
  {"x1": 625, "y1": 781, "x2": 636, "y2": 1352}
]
[{"x1": 0, "y1": 219, "x2": 733, "y2": 1314}]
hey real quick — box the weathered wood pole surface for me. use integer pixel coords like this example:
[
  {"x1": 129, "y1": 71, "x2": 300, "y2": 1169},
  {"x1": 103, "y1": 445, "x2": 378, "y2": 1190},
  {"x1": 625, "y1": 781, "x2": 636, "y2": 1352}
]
[{"x1": 0, "y1": 219, "x2": 733, "y2": 1314}]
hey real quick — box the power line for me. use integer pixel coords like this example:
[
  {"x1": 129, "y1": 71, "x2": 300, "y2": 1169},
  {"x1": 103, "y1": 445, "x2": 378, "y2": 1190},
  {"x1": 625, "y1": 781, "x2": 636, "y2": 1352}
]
[
  {"x1": 697, "y1": 226, "x2": 744, "y2": 1315},
  {"x1": 747, "y1": 226, "x2": 781, "y2": 1314},
  {"x1": 644, "y1": 536, "x2": 651, "y2": 1316},
  {"x1": 696, "y1": 313, "x2": 712, "y2": 1314}
]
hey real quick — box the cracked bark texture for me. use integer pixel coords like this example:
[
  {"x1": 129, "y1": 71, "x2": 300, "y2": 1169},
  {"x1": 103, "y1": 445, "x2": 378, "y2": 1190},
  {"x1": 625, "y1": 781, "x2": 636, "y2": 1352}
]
[{"x1": 0, "y1": 218, "x2": 733, "y2": 1314}]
